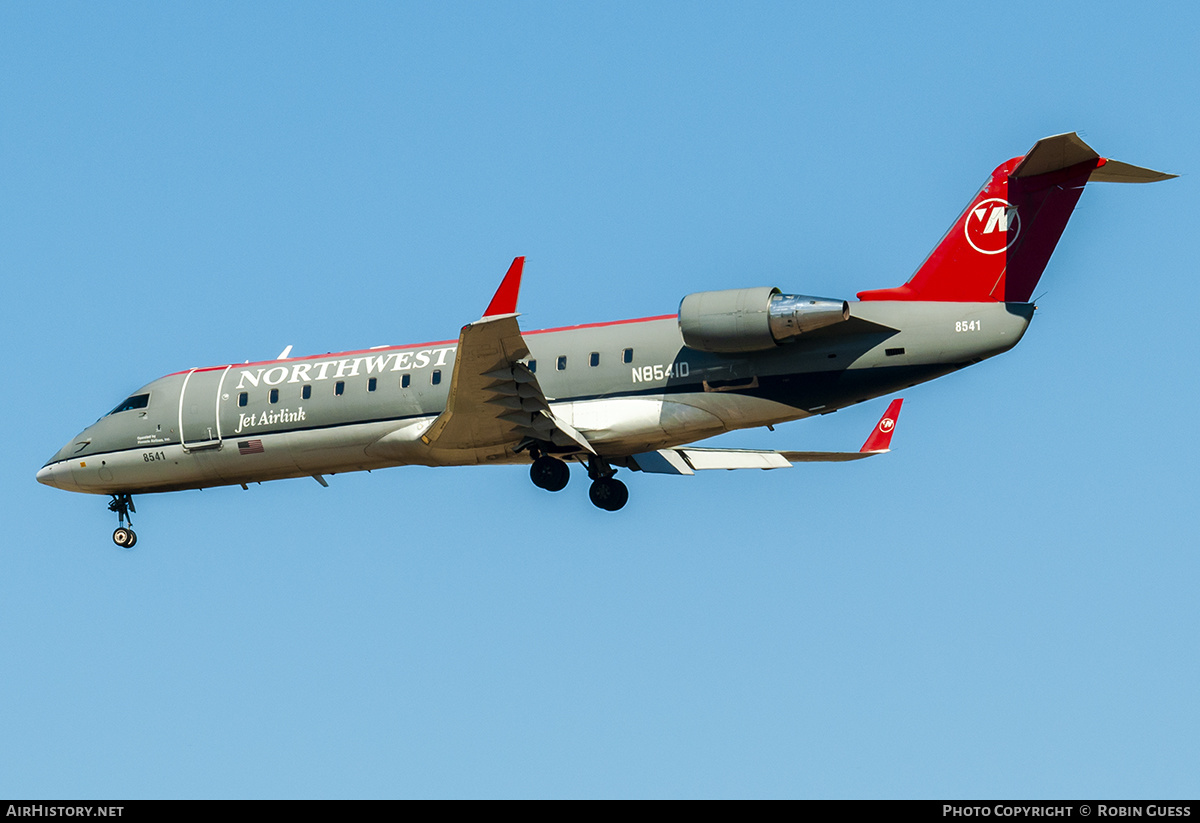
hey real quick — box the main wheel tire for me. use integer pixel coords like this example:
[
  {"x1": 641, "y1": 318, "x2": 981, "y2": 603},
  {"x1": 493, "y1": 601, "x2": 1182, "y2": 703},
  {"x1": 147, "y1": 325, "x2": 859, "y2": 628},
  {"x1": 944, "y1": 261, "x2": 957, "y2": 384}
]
[
  {"x1": 113, "y1": 527, "x2": 137, "y2": 548},
  {"x1": 530, "y1": 456, "x2": 570, "y2": 492},
  {"x1": 588, "y1": 477, "x2": 629, "y2": 511}
]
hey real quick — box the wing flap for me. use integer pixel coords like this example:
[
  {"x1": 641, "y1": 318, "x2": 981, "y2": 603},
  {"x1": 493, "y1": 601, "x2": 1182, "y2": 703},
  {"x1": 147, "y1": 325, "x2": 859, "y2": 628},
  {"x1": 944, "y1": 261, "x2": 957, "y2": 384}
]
[
  {"x1": 630, "y1": 449, "x2": 696, "y2": 475},
  {"x1": 632, "y1": 446, "x2": 874, "y2": 473},
  {"x1": 681, "y1": 449, "x2": 792, "y2": 470}
]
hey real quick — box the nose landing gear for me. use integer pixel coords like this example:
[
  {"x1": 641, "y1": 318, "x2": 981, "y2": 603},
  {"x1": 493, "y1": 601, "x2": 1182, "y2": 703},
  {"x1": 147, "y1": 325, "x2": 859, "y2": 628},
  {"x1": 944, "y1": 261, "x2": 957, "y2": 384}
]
[{"x1": 108, "y1": 494, "x2": 137, "y2": 548}]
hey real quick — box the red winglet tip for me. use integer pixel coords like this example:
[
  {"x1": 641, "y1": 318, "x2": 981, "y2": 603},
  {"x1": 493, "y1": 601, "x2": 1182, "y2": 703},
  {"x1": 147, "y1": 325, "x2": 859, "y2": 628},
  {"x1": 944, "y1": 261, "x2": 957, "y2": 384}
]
[
  {"x1": 860, "y1": 398, "x2": 903, "y2": 453},
  {"x1": 483, "y1": 256, "x2": 525, "y2": 317}
]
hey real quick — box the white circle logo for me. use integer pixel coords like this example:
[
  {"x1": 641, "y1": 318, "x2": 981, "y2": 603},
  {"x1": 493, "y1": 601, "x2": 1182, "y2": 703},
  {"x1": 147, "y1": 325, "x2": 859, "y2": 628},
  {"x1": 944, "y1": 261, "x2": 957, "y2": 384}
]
[
  {"x1": 879, "y1": 418, "x2": 895, "y2": 433},
  {"x1": 965, "y1": 197, "x2": 1020, "y2": 255}
]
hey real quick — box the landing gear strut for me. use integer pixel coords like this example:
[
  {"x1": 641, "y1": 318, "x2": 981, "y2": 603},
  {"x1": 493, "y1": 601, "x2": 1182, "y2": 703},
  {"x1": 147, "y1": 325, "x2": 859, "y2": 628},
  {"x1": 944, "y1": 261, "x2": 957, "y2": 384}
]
[
  {"x1": 586, "y1": 456, "x2": 628, "y2": 512},
  {"x1": 108, "y1": 494, "x2": 137, "y2": 548}
]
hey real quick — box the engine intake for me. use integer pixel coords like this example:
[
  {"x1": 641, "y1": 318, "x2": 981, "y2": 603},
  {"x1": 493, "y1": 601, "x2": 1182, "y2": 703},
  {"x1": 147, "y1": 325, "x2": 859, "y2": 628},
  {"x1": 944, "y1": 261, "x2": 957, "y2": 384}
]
[{"x1": 678, "y1": 287, "x2": 850, "y2": 353}]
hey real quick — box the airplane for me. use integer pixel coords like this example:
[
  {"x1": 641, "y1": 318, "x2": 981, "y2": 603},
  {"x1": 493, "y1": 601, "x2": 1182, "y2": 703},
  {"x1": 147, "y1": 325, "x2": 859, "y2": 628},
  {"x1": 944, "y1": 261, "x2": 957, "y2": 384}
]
[{"x1": 36, "y1": 132, "x2": 1174, "y2": 547}]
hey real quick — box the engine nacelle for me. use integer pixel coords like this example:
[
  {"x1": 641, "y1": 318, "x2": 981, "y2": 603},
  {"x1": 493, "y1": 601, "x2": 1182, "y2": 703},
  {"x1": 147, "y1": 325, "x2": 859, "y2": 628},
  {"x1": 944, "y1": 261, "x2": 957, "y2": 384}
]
[{"x1": 678, "y1": 287, "x2": 850, "y2": 354}]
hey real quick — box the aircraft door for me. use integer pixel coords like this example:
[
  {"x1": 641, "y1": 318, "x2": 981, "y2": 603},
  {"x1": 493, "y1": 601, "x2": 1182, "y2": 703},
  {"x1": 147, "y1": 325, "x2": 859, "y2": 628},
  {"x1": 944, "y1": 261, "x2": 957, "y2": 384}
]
[{"x1": 178, "y1": 366, "x2": 231, "y2": 451}]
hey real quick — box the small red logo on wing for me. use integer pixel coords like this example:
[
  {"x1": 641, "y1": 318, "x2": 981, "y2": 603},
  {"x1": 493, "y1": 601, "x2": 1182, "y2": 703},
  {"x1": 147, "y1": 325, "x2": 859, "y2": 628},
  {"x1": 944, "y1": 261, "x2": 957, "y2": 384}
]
[
  {"x1": 964, "y1": 197, "x2": 1020, "y2": 255},
  {"x1": 879, "y1": 418, "x2": 895, "y2": 433}
]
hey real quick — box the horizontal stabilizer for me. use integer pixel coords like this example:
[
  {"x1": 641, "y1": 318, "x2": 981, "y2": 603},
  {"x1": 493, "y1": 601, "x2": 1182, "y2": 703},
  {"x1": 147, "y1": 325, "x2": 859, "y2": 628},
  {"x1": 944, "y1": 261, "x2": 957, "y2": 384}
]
[
  {"x1": 1089, "y1": 159, "x2": 1177, "y2": 184},
  {"x1": 1012, "y1": 132, "x2": 1176, "y2": 183},
  {"x1": 1011, "y1": 132, "x2": 1100, "y2": 178}
]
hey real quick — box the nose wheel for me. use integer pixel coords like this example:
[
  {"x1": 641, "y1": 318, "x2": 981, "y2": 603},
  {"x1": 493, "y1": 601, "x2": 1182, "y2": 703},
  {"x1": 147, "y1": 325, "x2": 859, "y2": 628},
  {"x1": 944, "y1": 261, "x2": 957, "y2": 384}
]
[{"x1": 107, "y1": 494, "x2": 137, "y2": 548}]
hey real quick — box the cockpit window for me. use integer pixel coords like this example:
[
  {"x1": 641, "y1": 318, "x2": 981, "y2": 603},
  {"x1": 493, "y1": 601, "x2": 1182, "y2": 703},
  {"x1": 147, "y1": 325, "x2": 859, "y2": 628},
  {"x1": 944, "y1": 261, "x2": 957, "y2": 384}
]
[{"x1": 107, "y1": 393, "x2": 150, "y2": 416}]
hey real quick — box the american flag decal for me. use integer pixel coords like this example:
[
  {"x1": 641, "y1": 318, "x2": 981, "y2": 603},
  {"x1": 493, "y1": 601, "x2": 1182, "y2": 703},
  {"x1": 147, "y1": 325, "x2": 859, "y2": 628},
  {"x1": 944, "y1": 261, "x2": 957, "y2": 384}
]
[{"x1": 238, "y1": 439, "x2": 265, "y2": 455}]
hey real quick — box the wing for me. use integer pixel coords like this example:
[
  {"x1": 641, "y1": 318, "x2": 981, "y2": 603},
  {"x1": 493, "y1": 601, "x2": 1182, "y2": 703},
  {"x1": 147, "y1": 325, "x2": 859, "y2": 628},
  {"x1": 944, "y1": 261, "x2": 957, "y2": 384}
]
[
  {"x1": 632, "y1": 398, "x2": 903, "y2": 474},
  {"x1": 420, "y1": 258, "x2": 594, "y2": 454}
]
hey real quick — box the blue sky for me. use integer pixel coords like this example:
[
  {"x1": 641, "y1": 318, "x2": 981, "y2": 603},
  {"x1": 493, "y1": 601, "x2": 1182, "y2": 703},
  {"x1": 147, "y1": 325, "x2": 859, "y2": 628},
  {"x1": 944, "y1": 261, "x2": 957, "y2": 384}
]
[{"x1": 2, "y1": 2, "x2": 1197, "y2": 798}]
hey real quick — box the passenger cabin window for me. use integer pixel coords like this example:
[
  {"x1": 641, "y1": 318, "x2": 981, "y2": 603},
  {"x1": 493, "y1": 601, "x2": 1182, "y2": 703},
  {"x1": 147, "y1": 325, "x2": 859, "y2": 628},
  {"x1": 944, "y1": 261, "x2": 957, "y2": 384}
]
[
  {"x1": 589, "y1": 352, "x2": 600, "y2": 367},
  {"x1": 335, "y1": 381, "x2": 345, "y2": 396},
  {"x1": 238, "y1": 392, "x2": 248, "y2": 407},
  {"x1": 106, "y1": 394, "x2": 150, "y2": 416},
  {"x1": 302, "y1": 385, "x2": 311, "y2": 400},
  {"x1": 623, "y1": 348, "x2": 633, "y2": 364},
  {"x1": 368, "y1": 377, "x2": 377, "y2": 392},
  {"x1": 432, "y1": 370, "x2": 442, "y2": 385},
  {"x1": 401, "y1": 374, "x2": 411, "y2": 388},
  {"x1": 557, "y1": 356, "x2": 567, "y2": 371},
  {"x1": 269, "y1": 388, "x2": 279, "y2": 404}
]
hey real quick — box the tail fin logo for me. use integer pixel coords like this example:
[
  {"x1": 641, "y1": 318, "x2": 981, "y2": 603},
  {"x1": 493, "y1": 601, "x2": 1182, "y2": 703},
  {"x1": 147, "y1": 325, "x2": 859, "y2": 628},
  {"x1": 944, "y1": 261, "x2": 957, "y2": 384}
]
[
  {"x1": 965, "y1": 198, "x2": 1020, "y2": 255},
  {"x1": 879, "y1": 417, "x2": 895, "y2": 433}
]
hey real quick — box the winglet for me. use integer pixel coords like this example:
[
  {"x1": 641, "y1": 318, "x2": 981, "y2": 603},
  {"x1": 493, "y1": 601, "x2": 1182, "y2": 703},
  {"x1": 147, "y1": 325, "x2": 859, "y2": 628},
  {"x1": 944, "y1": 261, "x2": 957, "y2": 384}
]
[
  {"x1": 483, "y1": 256, "x2": 525, "y2": 317},
  {"x1": 860, "y1": 398, "x2": 903, "y2": 453}
]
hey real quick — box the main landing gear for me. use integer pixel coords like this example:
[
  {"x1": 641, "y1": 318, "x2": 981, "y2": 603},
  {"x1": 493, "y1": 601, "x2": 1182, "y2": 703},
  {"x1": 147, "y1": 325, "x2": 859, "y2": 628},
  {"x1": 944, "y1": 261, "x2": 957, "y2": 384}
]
[
  {"x1": 588, "y1": 476, "x2": 628, "y2": 512},
  {"x1": 527, "y1": 450, "x2": 629, "y2": 512},
  {"x1": 585, "y1": 455, "x2": 628, "y2": 512},
  {"x1": 530, "y1": 455, "x2": 570, "y2": 492},
  {"x1": 108, "y1": 493, "x2": 137, "y2": 548}
]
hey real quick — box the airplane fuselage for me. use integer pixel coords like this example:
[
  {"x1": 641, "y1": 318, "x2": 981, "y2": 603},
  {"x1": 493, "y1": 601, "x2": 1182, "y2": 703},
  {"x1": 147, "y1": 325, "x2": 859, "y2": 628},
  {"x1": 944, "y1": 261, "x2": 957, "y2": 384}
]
[
  {"x1": 37, "y1": 299, "x2": 1031, "y2": 496},
  {"x1": 42, "y1": 132, "x2": 1170, "y2": 539}
]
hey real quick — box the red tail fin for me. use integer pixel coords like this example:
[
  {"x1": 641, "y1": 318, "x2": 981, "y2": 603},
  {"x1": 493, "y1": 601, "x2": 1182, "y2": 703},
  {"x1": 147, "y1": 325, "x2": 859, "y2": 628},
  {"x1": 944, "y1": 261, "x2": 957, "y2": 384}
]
[{"x1": 856, "y1": 133, "x2": 1172, "y2": 303}]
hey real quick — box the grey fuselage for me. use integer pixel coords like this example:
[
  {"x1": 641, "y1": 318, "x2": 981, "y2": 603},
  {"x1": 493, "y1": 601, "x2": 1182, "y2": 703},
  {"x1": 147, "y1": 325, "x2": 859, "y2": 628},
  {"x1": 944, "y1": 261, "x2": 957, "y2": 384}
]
[{"x1": 37, "y1": 299, "x2": 1033, "y2": 496}]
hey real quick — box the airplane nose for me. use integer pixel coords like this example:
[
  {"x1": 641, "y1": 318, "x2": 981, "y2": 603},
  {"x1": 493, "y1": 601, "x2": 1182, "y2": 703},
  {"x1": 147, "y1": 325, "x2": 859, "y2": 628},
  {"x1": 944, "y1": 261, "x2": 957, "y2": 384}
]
[
  {"x1": 37, "y1": 458, "x2": 85, "y2": 493},
  {"x1": 39, "y1": 435, "x2": 90, "y2": 492},
  {"x1": 36, "y1": 463, "x2": 58, "y2": 488}
]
